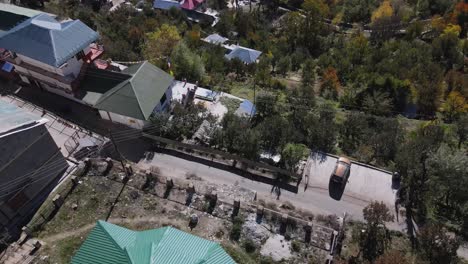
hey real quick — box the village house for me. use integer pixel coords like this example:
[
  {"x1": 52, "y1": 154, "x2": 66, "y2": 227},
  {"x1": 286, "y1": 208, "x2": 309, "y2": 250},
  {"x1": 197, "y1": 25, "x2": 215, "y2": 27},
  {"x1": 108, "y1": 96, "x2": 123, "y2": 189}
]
[
  {"x1": 72, "y1": 220, "x2": 236, "y2": 264},
  {"x1": 0, "y1": 13, "x2": 103, "y2": 101}
]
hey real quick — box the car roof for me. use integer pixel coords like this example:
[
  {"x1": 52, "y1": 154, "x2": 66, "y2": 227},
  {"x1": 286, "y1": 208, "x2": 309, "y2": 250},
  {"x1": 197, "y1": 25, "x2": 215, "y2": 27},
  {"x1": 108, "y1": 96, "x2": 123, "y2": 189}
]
[
  {"x1": 334, "y1": 157, "x2": 351, "y2": 177},
  {"x1": 338, "y1": 157, "x2": 351, "y2": 164}
]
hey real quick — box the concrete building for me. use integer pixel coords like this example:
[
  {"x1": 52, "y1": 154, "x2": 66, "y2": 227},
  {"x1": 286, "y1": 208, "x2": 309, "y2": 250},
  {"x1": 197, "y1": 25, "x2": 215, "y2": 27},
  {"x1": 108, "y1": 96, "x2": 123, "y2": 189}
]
[
  {"x1": 0, "y1": 100, "x2": 68, "y2": 239},
  {"x1": 0, "y1": 10, "x2": 102, "y2": 101}
]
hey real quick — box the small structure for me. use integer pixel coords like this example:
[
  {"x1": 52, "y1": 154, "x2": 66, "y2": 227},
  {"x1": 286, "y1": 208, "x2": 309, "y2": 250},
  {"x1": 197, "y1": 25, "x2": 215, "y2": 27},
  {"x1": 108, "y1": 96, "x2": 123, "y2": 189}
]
[
  {"x1": 225, "y1": 46, "x2": 262, "y2": 64},
  {"x1": 202, "y1": 33, "x2": 228, "y2": 45},
  {"x1": 235, "y1": 99, "x2": 256, "y2": 117},
  {"x1": 71, "y1": 220, "x2": 236, "y2": 263}
]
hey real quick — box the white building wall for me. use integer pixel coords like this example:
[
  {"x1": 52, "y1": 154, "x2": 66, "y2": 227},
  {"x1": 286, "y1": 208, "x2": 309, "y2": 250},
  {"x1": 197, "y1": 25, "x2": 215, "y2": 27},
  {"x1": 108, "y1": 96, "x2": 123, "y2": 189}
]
[
  {"x1": 16, "y1": 65, "x2": 72, "y2": 91},
  {"x1": 99, "y1": 110, "x2": 147, "y2": 129},
  {"x1": 60, "y1": 56, "x2": 83, "y2": 78}
]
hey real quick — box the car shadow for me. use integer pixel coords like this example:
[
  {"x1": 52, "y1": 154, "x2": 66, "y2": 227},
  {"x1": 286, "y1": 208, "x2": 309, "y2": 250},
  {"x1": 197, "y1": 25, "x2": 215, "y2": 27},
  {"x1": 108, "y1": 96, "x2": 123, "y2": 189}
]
[
  {"x1": 328, "y1": 180, "x2": 345, "y2": 200},
  {"x1": 328, "y1": 173, "x2": 351, "y2": 201}
]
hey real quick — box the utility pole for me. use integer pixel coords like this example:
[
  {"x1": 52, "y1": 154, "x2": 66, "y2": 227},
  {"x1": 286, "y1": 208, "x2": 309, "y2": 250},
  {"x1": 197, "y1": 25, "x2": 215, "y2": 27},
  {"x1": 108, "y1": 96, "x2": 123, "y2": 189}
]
[
  {"x1": 106, "y1": 129, "x2": 131, "y2": 221},
  {"x1": 108, "y1": 129, "x2": 126, "y2": 171},
  {"x1": 249, "y1": 80, "x2": 256, "y2": 120}
]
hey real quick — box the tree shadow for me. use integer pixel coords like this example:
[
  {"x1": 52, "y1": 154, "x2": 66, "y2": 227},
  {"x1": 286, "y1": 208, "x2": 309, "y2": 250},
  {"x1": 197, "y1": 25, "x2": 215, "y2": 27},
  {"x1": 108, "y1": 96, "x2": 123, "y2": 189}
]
[
  {"x1": 310, "y1": 151, "x2": 329, "y2": 164},
  {"x1": 153, "y1": 148, "x2": 299, "y2": 193}
]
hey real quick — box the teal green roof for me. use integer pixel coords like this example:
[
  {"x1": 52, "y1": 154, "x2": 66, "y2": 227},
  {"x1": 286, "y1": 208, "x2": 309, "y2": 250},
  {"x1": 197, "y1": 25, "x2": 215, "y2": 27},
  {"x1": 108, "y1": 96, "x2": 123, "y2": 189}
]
[
  {"x1": 71, "y1": 221, "x2": 236, "y2": 264},
  {"x1": 94, "y1": 61, "x2": 174, "y2": 121}
]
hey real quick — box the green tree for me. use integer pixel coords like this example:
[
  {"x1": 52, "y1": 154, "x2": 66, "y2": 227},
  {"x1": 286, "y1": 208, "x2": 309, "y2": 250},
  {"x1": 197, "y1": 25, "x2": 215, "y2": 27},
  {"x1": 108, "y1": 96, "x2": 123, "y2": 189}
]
[
  {"x1": 427, "y1": 144, "x2": 468, "y2": 213},
  {"x1": 454, "y1": 114, "x2": 468, "y2": 148},
  {"x1": 363, "y1": 90, "x2": 394, "y2": 116},
  {"x1": 255, "y1": 57, "x2": 272, "y2": 85},
  {"x1": 276, "y1": 57, "x2": 291, "y2": 77},
  {"x1": 256, "y1": 116, "x2": 292, "y2": 154},
  {"x1": 419, "y1": 224, "x2": 460, "y2": 264},
  {"x1": 171, "y1": 42, "x2": 205, "y2": 81},
  {"x1": 281, "y1": 143, "x2": 309, "y2": 172},
  {"x1": 360, "y1": 201, "x2": 394, "y2": 262},
  {"x1": 143, "y1": 24, "x2": 181, "y2": 66},
  {"x1": 301, "y1": 59, "x2": 316, "y2": 89},
  {"x1": 396, "y1": 123, "x2": 445, "y2": 222},
  {"x1": 441, "y1": 91, "x2": 467, "y2": 122}
]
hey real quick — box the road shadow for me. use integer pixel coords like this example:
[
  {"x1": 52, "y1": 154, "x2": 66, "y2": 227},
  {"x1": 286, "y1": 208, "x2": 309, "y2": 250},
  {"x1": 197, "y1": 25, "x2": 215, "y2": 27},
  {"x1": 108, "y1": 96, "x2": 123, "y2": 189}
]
[{"x1": 154, "y1": 148, "x2": 299, "y2": 194}]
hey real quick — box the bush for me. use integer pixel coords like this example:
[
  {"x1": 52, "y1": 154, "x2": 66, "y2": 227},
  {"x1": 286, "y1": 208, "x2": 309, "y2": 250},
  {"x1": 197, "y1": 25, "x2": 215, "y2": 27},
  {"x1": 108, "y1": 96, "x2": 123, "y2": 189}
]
[
  {"x1": 230, "y1": 216, "x2": 244, "y2": 241},
  {"x1": 243, "y1": 239, "x2": 257, "y2": 253},
  {"x1": 291, "y1": 240, "x2": 301, "y2": 252}
]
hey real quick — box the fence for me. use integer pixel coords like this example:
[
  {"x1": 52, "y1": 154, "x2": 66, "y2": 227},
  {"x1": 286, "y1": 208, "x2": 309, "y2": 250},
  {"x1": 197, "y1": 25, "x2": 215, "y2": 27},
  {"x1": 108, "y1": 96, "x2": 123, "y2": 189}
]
[
  {"x1": 5, "y1": 95, "x2": 107, "y2": 158},
  {"x1": 142, "y1": 133, "x2": 303, "y2": 184}
]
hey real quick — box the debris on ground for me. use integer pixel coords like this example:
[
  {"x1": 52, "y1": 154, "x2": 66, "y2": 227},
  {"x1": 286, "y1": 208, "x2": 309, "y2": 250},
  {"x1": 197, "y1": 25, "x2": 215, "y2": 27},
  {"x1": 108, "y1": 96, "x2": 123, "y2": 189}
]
[
  {"x1": 260, "y1": 234, "x2": 292, "y2": 261},
  {"x1": 242, "y1": 213, "x2": 270, "y2": 245}
]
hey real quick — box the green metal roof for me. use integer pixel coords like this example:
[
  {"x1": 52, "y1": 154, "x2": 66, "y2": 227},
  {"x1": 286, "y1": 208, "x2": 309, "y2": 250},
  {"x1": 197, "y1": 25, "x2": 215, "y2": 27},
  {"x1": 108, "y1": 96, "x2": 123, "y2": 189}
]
[
  {"x1": 94, "y1": 61, "x2": 174, "y2": 121},
  {"x1": 71, "y1": 221, "x2": 236, "y2": 264}
]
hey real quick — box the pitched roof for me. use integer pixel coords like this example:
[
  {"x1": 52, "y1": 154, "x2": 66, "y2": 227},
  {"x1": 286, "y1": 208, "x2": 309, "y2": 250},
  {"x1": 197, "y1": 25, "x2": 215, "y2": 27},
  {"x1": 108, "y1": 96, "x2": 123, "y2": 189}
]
[
  {"x1": 94, "y1": 61, "x2": 174, "y2": 120},
  {"x1": 225, "y1": 46, "x2": 262, "y2": 64},
  {"x1": 181, "y1": 0, "x2": 200, "y2": 10},
  {"x1": 0, "y1": 13, "x2": 99, "y2": 67},
  {"x1": 203, "y1": 34, "x2": 228, "y2": 45},
  {"x1": 71, "y1": 221, "x2": 236, "y2": 264}
]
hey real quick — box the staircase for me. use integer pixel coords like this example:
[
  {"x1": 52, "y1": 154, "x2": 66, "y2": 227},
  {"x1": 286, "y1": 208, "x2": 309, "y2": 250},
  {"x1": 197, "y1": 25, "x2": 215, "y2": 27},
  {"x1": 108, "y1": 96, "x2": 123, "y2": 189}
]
[{"x1": 0, "y1": 238, "x2": 40, "y2": 264}]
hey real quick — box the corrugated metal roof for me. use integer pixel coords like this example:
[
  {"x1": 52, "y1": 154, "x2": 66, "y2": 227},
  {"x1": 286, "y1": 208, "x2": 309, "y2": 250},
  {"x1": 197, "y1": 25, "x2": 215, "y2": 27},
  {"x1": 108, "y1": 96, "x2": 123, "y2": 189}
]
[
  {"x1": 0, "y1": 3, "x2": 53, "y2": 18},
  {"x1": 225, "y1": 47, "x2": 262, "y2": 64},
  {"x1": 0, "y1": 13, "x2": 99, "y2": 67},
  {"x1": 72, "y1": 221, "x2": 236, "y2": 264},
  {"x1": 203, "y1": 34, "x2": 228, "y2": 45},
  {"x1": 0, "y1": 99, "x2": 42, "y2": 136},
  {"x1": 94, "y1": 61, "x2": 174, "y2": 120}
]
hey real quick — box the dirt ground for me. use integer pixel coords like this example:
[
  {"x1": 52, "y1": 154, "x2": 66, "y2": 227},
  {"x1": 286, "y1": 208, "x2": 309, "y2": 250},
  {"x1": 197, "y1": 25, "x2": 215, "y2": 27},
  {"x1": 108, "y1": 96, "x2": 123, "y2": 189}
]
[{"x1": 29, "y1": 162, "x2": 336, "y2": 264}]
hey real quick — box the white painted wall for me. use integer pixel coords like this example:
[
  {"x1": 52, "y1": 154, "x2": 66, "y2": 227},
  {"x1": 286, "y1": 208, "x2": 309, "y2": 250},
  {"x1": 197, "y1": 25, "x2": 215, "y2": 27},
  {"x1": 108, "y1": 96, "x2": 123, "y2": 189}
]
[
  {"x1": 15, "y1": 64, "x2": 72, "y2": 90},
  {"x1": 99, "y1": 110, "x2": 147, "y2": 129}
]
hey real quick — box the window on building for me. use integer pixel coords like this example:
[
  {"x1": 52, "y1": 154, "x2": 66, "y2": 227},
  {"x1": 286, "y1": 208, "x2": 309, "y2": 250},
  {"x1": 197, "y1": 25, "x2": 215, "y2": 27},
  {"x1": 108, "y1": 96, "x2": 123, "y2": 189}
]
[
  {"x1": 76, "y1": 50, "x2": 86, "y2": 61},
  {"x1": 160, "y1": 93, "x2": 167, "y2": 105}
]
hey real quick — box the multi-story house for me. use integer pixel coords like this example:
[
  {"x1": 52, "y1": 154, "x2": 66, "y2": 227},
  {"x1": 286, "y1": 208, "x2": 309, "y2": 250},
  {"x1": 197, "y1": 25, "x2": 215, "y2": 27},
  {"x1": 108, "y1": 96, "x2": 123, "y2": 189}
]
[{"x1": 0, "y1": 13, "x2": 102, "y2": 101}]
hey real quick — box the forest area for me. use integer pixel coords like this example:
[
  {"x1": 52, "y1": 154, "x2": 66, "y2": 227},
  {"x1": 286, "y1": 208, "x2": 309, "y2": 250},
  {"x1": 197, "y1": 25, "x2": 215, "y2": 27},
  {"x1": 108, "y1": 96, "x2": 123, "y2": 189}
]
[{"x1": 24, "y1": 0, "x2": 468, "y2": 262}]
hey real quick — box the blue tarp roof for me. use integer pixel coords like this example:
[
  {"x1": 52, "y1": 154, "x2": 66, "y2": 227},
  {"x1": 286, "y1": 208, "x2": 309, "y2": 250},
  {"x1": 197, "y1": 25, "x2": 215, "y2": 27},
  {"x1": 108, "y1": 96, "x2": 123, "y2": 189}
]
[
  {"x1": 235, "y1": 99, "x2": 256, "y2": 117},
  {"x1": 1, "y1": 61, "x2": 13, "y2": 72},
  {"x1": 225, "y1": 46, "x2": 262, "y2": 64},
  {"x1": 153, "y1": 0, "x2": 181, "y2": 10},
  {"x1": 0, "y1": 13, "x2": 99, "y2": 67}
]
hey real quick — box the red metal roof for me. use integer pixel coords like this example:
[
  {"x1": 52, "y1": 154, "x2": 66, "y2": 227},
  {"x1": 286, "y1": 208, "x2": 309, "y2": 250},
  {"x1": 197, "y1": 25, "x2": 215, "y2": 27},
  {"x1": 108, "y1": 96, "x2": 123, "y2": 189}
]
[{"x1": 181, "y1": 0, "x2": 202, "y2": 10}]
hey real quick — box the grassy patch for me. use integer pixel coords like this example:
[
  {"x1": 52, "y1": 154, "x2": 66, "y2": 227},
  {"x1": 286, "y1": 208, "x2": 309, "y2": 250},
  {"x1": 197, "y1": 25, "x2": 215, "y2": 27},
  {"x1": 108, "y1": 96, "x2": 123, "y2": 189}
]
[
  {"x1": 36, "y1": 177, "x2": 123, "y2": 239},
  {"x1": 38, "y1": 235, "x2": 85, "y2": 264},
  {"x1": 220, "y1": 97, "x2": 242, "y2": 113}
]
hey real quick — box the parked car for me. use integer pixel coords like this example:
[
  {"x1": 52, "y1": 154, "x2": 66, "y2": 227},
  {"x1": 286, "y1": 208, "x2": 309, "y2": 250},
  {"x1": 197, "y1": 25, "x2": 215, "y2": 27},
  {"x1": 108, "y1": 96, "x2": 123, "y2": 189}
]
[{"x1": 330, "y1": 157, "x2": 351, "y2": 186}]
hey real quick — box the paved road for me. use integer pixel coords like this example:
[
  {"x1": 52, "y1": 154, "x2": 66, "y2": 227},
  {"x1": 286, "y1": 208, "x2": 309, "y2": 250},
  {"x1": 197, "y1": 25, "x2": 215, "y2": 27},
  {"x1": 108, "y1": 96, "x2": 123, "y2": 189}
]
[
  {"x1": 138, "y1": 152, "x2": 405, "y2": 231},
  {"x1": 6, "y1": 85, "x2": 404, "y2": 230}
]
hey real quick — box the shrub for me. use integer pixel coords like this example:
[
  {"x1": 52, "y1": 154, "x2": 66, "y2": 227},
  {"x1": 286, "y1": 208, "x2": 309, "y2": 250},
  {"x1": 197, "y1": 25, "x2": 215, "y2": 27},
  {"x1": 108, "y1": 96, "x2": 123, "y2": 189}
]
[
  {"x1": 291, "y1": 240, "x2": 301, "y2": 252},
  {"x1": 230, "y1": 216, "x2": 244, "y2": 241},
  {"x1": 243, "y1": 239, "x2": 256, "y2": 253}
]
